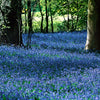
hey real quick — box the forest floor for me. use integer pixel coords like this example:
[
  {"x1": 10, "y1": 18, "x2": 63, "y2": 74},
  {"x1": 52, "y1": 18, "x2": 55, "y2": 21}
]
[{"x1": 0, "y1": 30, "x2": 100, "y2": 100}]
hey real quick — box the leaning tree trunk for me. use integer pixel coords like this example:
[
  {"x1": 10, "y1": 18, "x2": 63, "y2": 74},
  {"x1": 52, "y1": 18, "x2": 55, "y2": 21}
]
[
  {"x1": 85, "y1": 0, "x2": 100, "y2": 50},
  {"x1": 5, "y1": 0, "x2": 23, "y2": 46}
]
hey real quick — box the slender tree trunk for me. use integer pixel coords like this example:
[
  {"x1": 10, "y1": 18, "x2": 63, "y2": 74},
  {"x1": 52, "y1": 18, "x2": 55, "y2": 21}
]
[
  {"x1": 50, "y1": 12, "x2": 54, "y2": 33},
  {"x1": 71, "y1": 14, "x2": 74, "y2": 31},
  {"x1": 49, "y1": 0, "x2": 54, "y2": 33},
  {"x1": 25, "y1": 10, "x2": 27, "y2": 33},
  {"x1": 31, "y1": 0, "x2": 39, "y2": 33},
  {"x1": 5, "y1": 0, "x2": 23, "y2": 46},
  {"x1": 75, "y1": 0, "x2": 79, "y2": 30},
  {"x1": 28, "y1": 0, "x2": 32, "y2": 33},
  {"x1": 67, "y1": 1, "x2": 70, "y2": 31},
  {"x1": 39, "y1": 1, "x2": 44, "y2": 33},
  {"x1": 18, "y1": 0, "x2": 23, "y2": 46},
  {"x1": 24, "y1": 0, "x2": 27, "y2": 33},
  {"x1": 27, "y1": 0, "x2": 32, "y2": 48},
  {"x1": 85, "y1": 0, "x2": 100, "y2": 50},
  {"x1": 45, "y1": 0, "x2": 48, "y2": 33}
]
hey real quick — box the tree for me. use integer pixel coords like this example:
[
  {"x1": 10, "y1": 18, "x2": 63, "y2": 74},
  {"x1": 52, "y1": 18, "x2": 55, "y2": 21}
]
[
  {"x1": 27, "y1": 0, "x2": 32, "y2": 48},
  {"x1": 26, "y1": 0, "x2": 39, "y2": 48},
  {"x1": 39, "y1": 0, "x2": 44, "y2": 33},
  {"x1": 4, "y1": 0, "x2": 23, "y2": 46},
  {"x1": 49, "y1": 0, "x2": 54, "y2": 33},
  {"x1": 85, "y1": 0, "x2": 100, "y2": 50},
  {"x1": 45, "y1": 0, "x2": 49, "y2": 33},
  {"x1": 23, "y1": 0, "x2": 27, "y2": 33}
]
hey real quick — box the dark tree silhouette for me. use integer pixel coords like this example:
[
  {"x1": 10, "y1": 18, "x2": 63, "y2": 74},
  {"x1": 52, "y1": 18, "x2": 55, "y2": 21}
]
[
  {"x1": 5, "y1": 0, "x2": 23, "y2": 46},
  {"x1": 45, "y1": 0, "x2": 48, "y2": 33},
  {"x1": 49, "y1": 0, "x2": 54, "y2": 33},
  {"x1": 39, "y1": 0, "x2": 44, "y2": 33},
  {"x1": 27, "y1": 0, "x2": 32, "y2": 48}
]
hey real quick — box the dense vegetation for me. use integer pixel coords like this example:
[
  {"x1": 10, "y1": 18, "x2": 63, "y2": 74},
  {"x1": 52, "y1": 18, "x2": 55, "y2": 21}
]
[
  {"x1": 0, "y1": 0, "x2": 100, "y2": 99},
  {"x1": 21, "y1": 0, "x2": 88, "y2": 33},
  {"x1": 0, "y1": 31, "x2": 100, "y2": 99},
  {"x1": 0, "y1": 0, "x2": 88, "y2": 33}
]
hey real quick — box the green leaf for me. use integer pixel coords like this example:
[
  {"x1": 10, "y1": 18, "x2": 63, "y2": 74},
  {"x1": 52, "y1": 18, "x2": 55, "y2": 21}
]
[
  {"x1": 4, "y1": 81, "x2": 8, "y2": 84},
  {"x1": 19, "y1": 87, "x2": 22, "y2": 90},
  {"x1": 39, "y1": 90, "x2": 42, "y2": 93},
  {"x1": 60, "y1": 86, "x2": 63, "y2": 90}
]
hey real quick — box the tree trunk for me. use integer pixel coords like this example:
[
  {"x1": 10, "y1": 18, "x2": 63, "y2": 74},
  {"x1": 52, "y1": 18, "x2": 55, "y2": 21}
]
[
  {"x1": 39, "y1": 1, "x2": 44, "y2": 33},
  {"x1": 45, "y1": 0, "x2": 48, "y2": 33},
  {"x1": 85, "y1": 0, "x2": 100, "y2": 50},
  {"x1": 27, "y1": 0, "x2": 32, "y2": 48},
  {"x1": 5, "y1": 0, "x2": 23, "y2": 46},
  {"x1": 67, "y1": 0, "x2": 70, "y2": 31},
  {"x1": 28, "y1": 0, "x2": 32, "y2": 33},
  {"x1": 75, "y1": 0, "x2": 79, "y2": 30},
  {"x1": 24, "y1": 0, "x2": 27, "y2": 33},
  {"x1": 71, "y1": 14, "x2": 75, "y2": 32},
  {"x1": 49, "y1": 0, "x2": 54, "y2": 33}
]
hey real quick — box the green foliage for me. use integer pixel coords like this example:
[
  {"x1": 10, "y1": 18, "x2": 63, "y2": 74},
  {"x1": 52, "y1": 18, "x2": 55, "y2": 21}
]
[
  {"x1": 33, "y1": 21, "x2": 41, "y2": 32},
  {"x1": 0, "y1": 0, "x2": 88, "y2": 33}
]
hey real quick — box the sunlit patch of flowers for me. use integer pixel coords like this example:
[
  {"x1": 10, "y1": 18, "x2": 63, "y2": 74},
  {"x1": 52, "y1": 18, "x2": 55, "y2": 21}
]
[{"x1": 0, "y1": 30, "x2": 100, "y2": 99}]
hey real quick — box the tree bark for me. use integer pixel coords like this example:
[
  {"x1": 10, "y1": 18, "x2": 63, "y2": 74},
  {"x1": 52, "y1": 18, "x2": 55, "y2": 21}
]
[
  {"x1": 67, "y1": 0, "x2": 70, "y2": 31},
  {"x1": 45, "y1": 0, "x2": 48, "y2": 33},
  {"x1": 85, "y1": 0, "x2": 100, "y2": 50},
  {"x1": 24, "y1": 0, "x2": 27, "y2": 33},
  {"x1": 75, "y1": 0, "x2": 79, "y2": 30},
  {"x1": 28, "y1": 0, "x2": 32, "y2": 33},
  {"x1": 39, "y1": 1, "x2": 44, "y2": 33},
  {"x1": 27, "y1": 0, "x2": 32, "y2": 48},
  {"x1": 5, "y1": 0, "x2": 23, "y2": 46},
  {"x1": 49, "y1": 0, "x2": 54, "y2": 33}
]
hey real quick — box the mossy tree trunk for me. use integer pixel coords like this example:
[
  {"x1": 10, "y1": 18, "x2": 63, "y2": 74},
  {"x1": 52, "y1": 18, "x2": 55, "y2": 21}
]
[
  {"x1": 85, "y1": 0, "x2": 100, "y2": 50},
  {"x1": 5, "y1": 0, "x2": 23, "y2": 46}
]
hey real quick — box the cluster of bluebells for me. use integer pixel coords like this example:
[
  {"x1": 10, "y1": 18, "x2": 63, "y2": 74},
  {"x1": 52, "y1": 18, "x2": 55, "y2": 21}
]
[{"x1": 0, "y1": 30, "x2": 100, "y2": 99}]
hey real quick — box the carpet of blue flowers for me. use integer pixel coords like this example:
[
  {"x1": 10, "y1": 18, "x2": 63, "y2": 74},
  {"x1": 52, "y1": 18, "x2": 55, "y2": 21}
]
[{"x1": 0, "y1": 30, "x2": 100, "y2": 100}]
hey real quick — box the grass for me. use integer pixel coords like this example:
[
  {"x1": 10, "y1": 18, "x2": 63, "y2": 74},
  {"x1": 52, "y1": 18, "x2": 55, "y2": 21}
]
[{"x1": 0, "y1": 30, "x2": 100, "y2": 99}]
